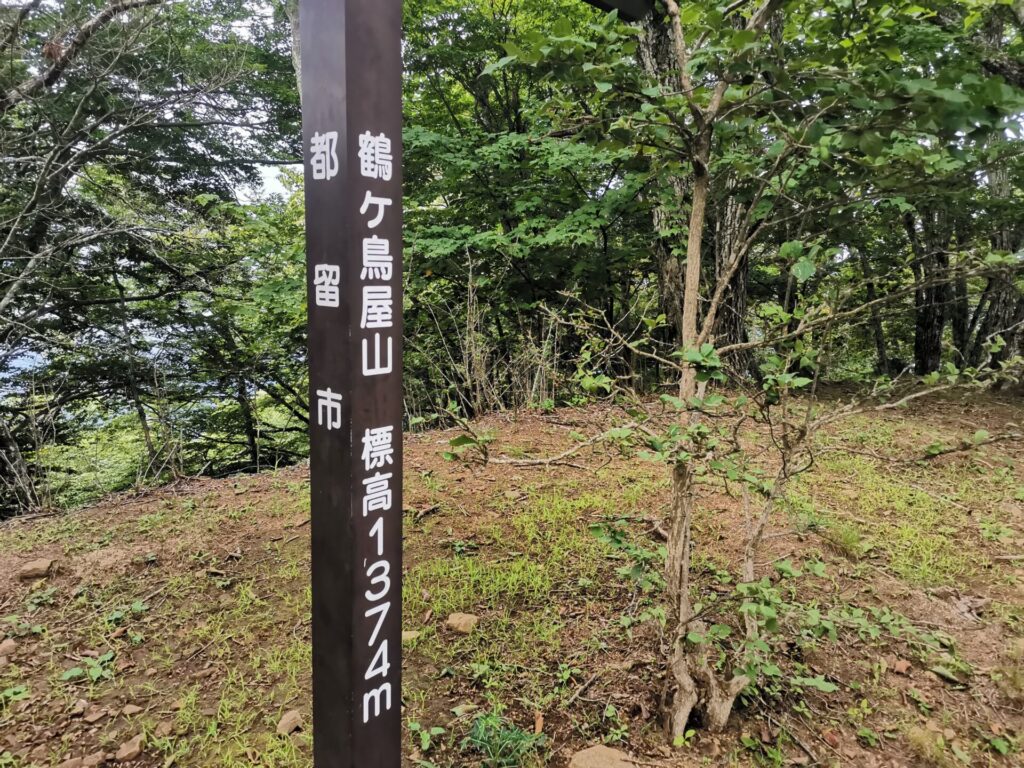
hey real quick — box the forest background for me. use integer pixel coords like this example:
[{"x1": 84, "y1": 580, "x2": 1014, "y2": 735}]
[{"x1": 1, "y1": 0, "x2": 1023, "y2": 515}]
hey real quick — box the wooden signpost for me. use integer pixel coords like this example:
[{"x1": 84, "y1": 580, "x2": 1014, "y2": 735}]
[
  {"x1": 301, "y1": 0, "x2": 404, "y2": 765},
  {"x1": 300, "y1": 0, "x2": 650, "y2": 765},
  {"x1": 581, "y1": 0, "x2": 654, "y2": 22}
]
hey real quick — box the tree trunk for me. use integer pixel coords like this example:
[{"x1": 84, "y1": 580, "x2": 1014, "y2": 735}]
[
  {"x1": 640, "y1": 15, "x2": 687, "y2": 345},
  {"x1": 114, "y1": 270, "x2": 158, "y2": 470},
  {"x1": 856, "y1": 249, "x2": 889, "y2": 374},
  {"x1": 0, "y1": 415, "x2": 38, "y2": 515},
  {"x1": 283, "y1": 0, "x2": 301, "y2": 101},
  {"x1": 712, "y1": 193, "x2": 751, "y2": 375},
  {"x1": 951, "y1": 272, "x2": 970, "y2": 364},
  {"x1": 904, "y1": 211, "x2": 953, "y2": 375},
  {"x1": 237, "y1": 381, "x2": 260, "y2": 470},
  {"x1": 652, "y1": 189, "x2": 687, "y2": 342},
  {"x1": 679, "y1": 165, "x2": 710, "y2": 399}
]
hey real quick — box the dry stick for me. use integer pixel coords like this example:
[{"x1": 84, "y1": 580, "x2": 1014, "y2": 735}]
[
  {"x1": 918, "y1": 431, "x2": 1023, "y2": 461},
  {"x1": 768, "y1": 713, "x2": 821, "y2": 766},
  {"x1": 413, "y1": 504, "x2": 441, "y2": 522},
  {"x1": 489, "y1": 422, "x2": 637, "y2": 467},
  {"x1": 181, "y1": 639, "x2": 217, "y2": 665},
  {"x1": 563, "y1": 671, "x2": 602, "y2": 708}
]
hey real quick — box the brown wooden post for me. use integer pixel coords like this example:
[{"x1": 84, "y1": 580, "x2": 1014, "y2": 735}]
[
  {"x1": 581, "y1": 0, "x2": 654, "y2": 22},
  {"x1": 301, "y1": 0, "x2": 404, "y2": 764},
  {"x1": 298, "y1": 1, "x2": 652, "y2": 765}
]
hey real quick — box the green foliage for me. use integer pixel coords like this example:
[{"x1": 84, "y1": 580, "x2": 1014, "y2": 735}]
[
  {"x1": 61, "y1": 651, "x2": 116, "y2": 684},
  {"x1": 0, "y1": 685, "x2": 29, "y2": 712},
  {"x1": 408, "y1": 720, "x2": 446, "y2": 753},
  {"x1": 589, "y1": 520, "x2": 666, "y2": 593},
  {"x1": 460, "y1": 711, "x2": 546, "y2": 767},
  {"x1": 3, "y1": 0, "x2": 1023, "y2": 517}
]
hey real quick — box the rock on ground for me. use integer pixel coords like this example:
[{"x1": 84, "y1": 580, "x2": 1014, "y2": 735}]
[
  {"x1": 569, "y1": 745, "x2": 638, "y2": 768},
  {"x1": 276, "y1": 709, "x2": 303, "y2": 736},
  {"x1": 445, "y1": 612, "x2": 479, "y2": 634},
  {"x1": 17, "y1": 558, "x2": 55, "y2": 580},
  {"x1": 115, "y1": 734, "x2": 143, "y2": 762}
]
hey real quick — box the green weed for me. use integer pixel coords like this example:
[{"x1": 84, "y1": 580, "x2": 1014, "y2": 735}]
[{"x1": 460, "y1": 711, "x2": 546, "y2": 767}]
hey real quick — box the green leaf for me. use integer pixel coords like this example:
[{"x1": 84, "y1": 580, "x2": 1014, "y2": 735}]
[
  {"x1": 928, "y1": 665, "x2": 963, "y2": 685},
  {"x1": 774, "y1": 559, "x2": 802, "y2": 578},
  {"x1": 859, "y1": 131, "x2": 884, "y2": 157},
  {"x1": 792, "y1": 675, "x2": 838, "y2": 693},
  {"x1": 481, "y1": 56, "x2": 517, "y2": 77},
  {"x1": 659, "y1": 394, "x2": 686, "y2": 411},
  {"x1": 791, "y1": 257, "x2": 816, "y2": 284},
  {"x1": 989, "y1": 737, "x2": 1011, "y2": 755}
]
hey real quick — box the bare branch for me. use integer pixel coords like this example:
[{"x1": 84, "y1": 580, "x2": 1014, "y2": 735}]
[{"x1": 0, "y1": 0, "x2": 166, "y2": 115}]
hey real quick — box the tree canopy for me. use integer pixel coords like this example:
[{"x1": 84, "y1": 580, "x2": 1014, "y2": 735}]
[{"x1": 0, "y1": 0, "x2": 1021, "y2": 513}]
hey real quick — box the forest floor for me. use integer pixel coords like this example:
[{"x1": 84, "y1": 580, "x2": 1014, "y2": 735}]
[{"x1": 1, "y1": 393, "x2": 1023, "y2": 768}]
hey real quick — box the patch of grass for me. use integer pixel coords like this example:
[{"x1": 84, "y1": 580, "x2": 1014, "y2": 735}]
[
  {"x1": 460, "y1": 710, "x2": 546, "y2": 768},
  {"x1": 826, "y1": 520, "x2": 870, "y2": 560},
  {"x1": 905, "y1": 725, "x2": 958, "y2": 768},
  {"x1": 792, "y1": 455, "x2": 975, "y2": 584},
  {"x1": 408, "y1": 489, "x2": 631, "y2": 621},
  {"x1": 406, "y1": 556, "x2": 553, "y2": 619},
  {"x1": 0, "y1": 514, "x2": 90, "y2": 554},
  {"x1": 499, "y1": 444, "x2": 533, "y2": 459},
  {"x1": 160, "y1": 674, "x2": 310, "y2": 768}
]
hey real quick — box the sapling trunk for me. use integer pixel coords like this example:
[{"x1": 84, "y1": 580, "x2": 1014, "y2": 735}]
[{"x1": 664, "y1": 458, "x2": 751, "y2": 737}]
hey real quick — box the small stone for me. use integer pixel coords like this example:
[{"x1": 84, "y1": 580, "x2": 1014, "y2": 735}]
[
  {"x1": 0, "y1": 656, "x2": 7, "y2": 669},
  {"x1": 115, "y1": 734, "x2": 143, "y2": 762},
  {"x1": 83, "y1": 707, "x2": 107, "y2": 724},
  {"x1": 402, "y1": 630, "x2": 422, "y2": 643},
  {"x1": 893, "y1": 658, "x2": 912, "y2": 675},
  {"x1": 122, "y1": 704, "x2": 144, "y2": 716},
  {"x1": 82, "y1": 752, "x2": 106, "y2": 768},
  {"x1": 154, "y1": 721, "x2": 174, "y2": 738},
  {"x1": 569, "y1": 745, "x2": 638, "y2": 768},
  {"x1": 0, "y1": 637, "x2": 16, "y2": 656},
  {"x1": 29, "y1": 745, "x2": 48, "y2": 761},
  {"x1": 17, "y1": 558, "x2": 55, "y2": 580},
  {"x1": 277, "y1": 709, "x2": 303, "y2": 736},
  {"x1": 70, "y1": 699, "x2": 89, "y2": 717},
  {"x1": 445, "y1": 612, "x2": 479, "y2": 635},
  {"x1": 56, "y1": 758, "x2": 84, "y2": 768}
]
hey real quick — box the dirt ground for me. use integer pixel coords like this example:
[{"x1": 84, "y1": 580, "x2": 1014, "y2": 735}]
[{"x1": 1, "y1": 393, "x2": 1023, "y2": 767}]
